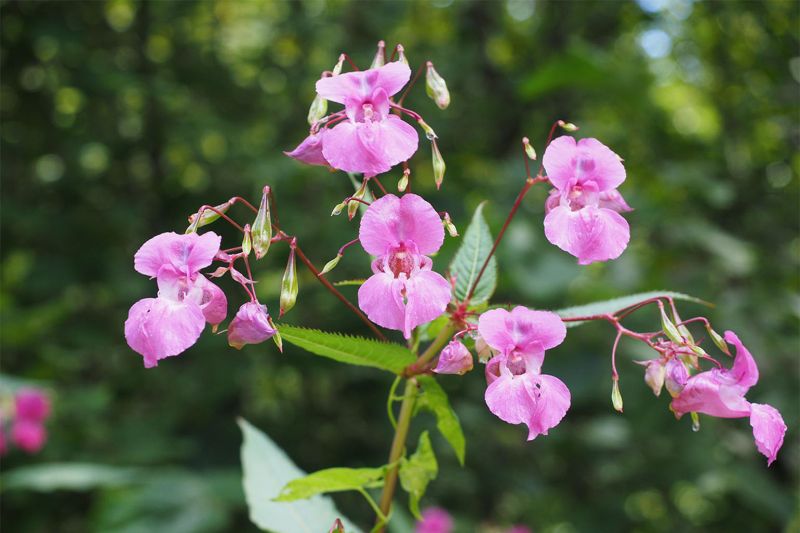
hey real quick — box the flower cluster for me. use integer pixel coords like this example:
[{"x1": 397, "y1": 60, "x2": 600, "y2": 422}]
[{"x1": 1, "y1": 388, "x2": 51, "y2": 455}]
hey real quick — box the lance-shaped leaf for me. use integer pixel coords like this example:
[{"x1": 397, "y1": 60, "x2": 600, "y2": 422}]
[
  {"x1": 275, "y1": 466, "x2": 385, "y2": 502},
  {"x1": 399, "y1": 431, "x2": 438, "y2": 519},
  {"x1": 280, "y1": 247, "x2": 298, "y2": 317},
  {"x1": 555, "y1": 291, "x2": 709, "y2": 328},
  {"x1": 449, "y1": 202, "x2": 496, "y2": 306},
  {"x1": 277, "y1": 325, "x2": 416, "y2": 374},
  {"x1": 252, "y1": 188, "x2": 273, "y2": 259},
  {"x1": 239, "y1": 419, "x2": 362, "y2": 533},
  {"x1": 417, "y1": 376, "x2": 465, "y2": 465}
]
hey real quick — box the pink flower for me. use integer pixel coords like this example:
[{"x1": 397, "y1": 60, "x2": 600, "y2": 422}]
[
  {"x1": 415, "y1": 507, "x2": 453, "y2": 533},
  {"x1": 434, "y1": 340, "x2": 474, "y2": 375},
  {"x1": 15, "y1": 389, "x2": 51, "y2": 422},
  {"x1": 310, "y1": 62, "x2": 418, "y2": 176},
  {"x1": 542, "y1": 136, "x2": 631, "y2": 265},
  {"x1": 227, "y1": 302, "x2": 276, "y2": 349},
  {"x1": 479, "y1": 307, "x2": 570, "y2": 440},
  {"x1": 125, "y1": 232, "x2": 228, "y2": 368},
  {"x1": 11, "y1": 419, "x2": 46, "y2": 454},
  {"x1": 357, "y1": 194, "x2": 451, "y2": 338},
  {"x1": 670, "y1": 331, "x2": 787, "y2": 465},
  {"x1": 284, "y1": 130, "x2": 330, "y2": 167}
]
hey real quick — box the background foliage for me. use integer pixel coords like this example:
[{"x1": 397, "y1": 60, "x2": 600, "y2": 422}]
[{"x1": 1, "y1": 0, "x2": 798, "y2": 531}]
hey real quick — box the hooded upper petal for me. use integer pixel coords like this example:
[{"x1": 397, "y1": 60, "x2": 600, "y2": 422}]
[
  {"x1": 725, "y1": 330, "x2": 759, "y2": 390},
  {"x1": 359, "y1": 194, "x2": 444, "y2": 256},
  {"x1": 478, "y1": 307, "x2": 566, "y2": 358},
  {"x1": 543, "y1": 136, "x2": 626, "y2": 192},
  {"x1": 322, "y1": 116, "x2": 418, "y2": 176},
  {"x1": 749, "y1": 403, "x2": 786, "y2": 466},
  {"x1": 227, "y1": 302, "x2": 276, "y2": 349},
  {"x1": 124, "y1": 297, "x2": 205, "y2": 368},
  {"x1": 284, "y1": 130, "x2": 330, "y2": 167},
  {"x1": 544, "y1": 205, "x2": 630, "y2": 265},
  {"x1": 670, "y1": 368, "x2": 752, "y2": 418},
  {"x1": 358, "y1": 271, "x2": 406, "y2": 333},
  {"x1": 134, "y1": 232, "x2": 221, "y2": 278},
  {"x1": 316, "y1": 61, "x2": 411, "y2": 104}
]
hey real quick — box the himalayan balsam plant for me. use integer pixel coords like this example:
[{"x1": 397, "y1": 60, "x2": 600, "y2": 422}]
[{"x1": 124, "y1": 42, "x2": 787, "y2": 532}]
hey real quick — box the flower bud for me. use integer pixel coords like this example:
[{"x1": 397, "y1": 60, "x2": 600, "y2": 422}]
[
  {"x1": 396, "y1": 44, "x2": 408, "y2": 65},
  {"x1": 227, "y1": 302, "x2": 277, "y2": 350},
  {"x1": 280, "y1": 247, "x2": 298, "y2": 317},
  {"x1": 523, "y1": 137, "x2": 537, "y2": 160},
  {"x1": 241, "y1": 224, "x2": 252, "y2": 257},
  {"x1": 706, "y1": 325, "x2": 730, "y2": 355},
  {"x1": 643, "y1": 360, "x2": 666, "y2": 397},
  {"x1": 307, "y1": 93, "x2": 328, "y2": 126},
  {"x1": 320, "y1": 253, "x2": 342, "y2": 275},
  {"x1": 660, "y1": 305, "x2": 683, "y2": 344},
  {"x1": 252, "y1": 187, "x2": 273, "y2": 260},
  {"x1": 425, "y1": 61, "x2": 450, "y2": 110},
  {"x1": 331, "y1": 200, "x2": 347, "y2": 216},
  {"x1": 442, "y1": 213, "x2": 458, "y2": 237},
  {"x1": 432, "y1": 140, "x2": 445, "y2": 190},
  {"x1": 557, "y1": 120, "x2": 579, "y2": 132},
  {"x1": 186, "y1": 201, "x2": 232, "y2": 233},
  {"x1": 332, "y1": 54, "x2": 345, "y2": 76},
  {"x1": 329, "y1": 518, "x2": 345, "y2": 533},
  {"x1": 611, "y1": 379, "x2": 624, "y2": 412},
  {"x1": 664, "y1": 358, "x2": 689, "y2": 397},
  {"x1": 370, "y1": 40, "x2": 385, "y2": 69},
  {"x1": 434, "y1": 340, "x2": 473, "y2": 375},
  {"x1": 397, "y1": 169, "x2": 410, "y2": 192},
  {"x1": 348, "y1": 180, "x2": 368, "y2": 221},
  {"x1": 417, "y1": 119, "x2": 438, "y2": 141},
  {"x1": 475, "y1": 335, "x2": 493, "y2": 363}
]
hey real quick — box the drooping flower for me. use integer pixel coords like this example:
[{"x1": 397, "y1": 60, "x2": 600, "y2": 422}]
[
  {"x1": 357, "y1": 194, "x2": 451, "y2": 338},
  {"x1": 479, "y1": 306, "x2": 570, "y2": 440},
  {"x1": 542, "y1": 136, "x2": 632, "y2": 265},
  {"x1": 288, "y1": 61, "x2": 419, "y2": 176},
  {"x1": 670, "y1": 331, "x2": 787, "y2": 465},
  {"x1": 11, "y1": 419, "x2": 46, "y2": 454},
  {"x1": 15, "y1": 389, "x2": 51, "y2": 422},
  {"x1": 227, "y1": 302, "x2": 277, "y2": 349},
  {"x1": 415, "y1": 507, "x2": 453, "y2": 533},
  {"x1": 125, "y1": 232, "x2": 228, "y2": 368},
  {"x1": 434, "y1": 340, "x2": 473, "y2": 375}
]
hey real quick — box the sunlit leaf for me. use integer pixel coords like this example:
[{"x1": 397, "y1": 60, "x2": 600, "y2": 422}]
[
  {"x1": 275, "y1": 467, "x2": 385, "y2": 502},
  {"x1": 417, "y1": 376, "x2": 465, "y2": 465},
  {"x1": 399, "y1": 431, "x2": 438, "y2": 519},
  {"x1": 450, "y1": 202, "x2": 496, "y2": 305}
]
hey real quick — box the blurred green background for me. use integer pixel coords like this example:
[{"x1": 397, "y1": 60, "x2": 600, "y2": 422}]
[{"x1": 1, "y1": 0, "x2": 798, "y2": 531}]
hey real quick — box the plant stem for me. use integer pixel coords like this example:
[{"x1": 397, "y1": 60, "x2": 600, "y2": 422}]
[
  {"x1": 405, "y1": 321, "x2": 457, "y2": 376},
  {"x1": 375, "y1": 378, "x2": 418, "y2": 532}
]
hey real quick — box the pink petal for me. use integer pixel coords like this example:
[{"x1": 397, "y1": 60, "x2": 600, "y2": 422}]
[
  {"x1": 485, "y1": 370, "x2": 537, "y2": 427},
  {"x1": 196, "y1": 275, "x2": 227, "y2": 326},
  {"x1": 524, "y1": 373, "x2": 571, "y2": 440},
  {"x1": 434, "y1": 340, "x2": 474, "y2": 375},
  {"x1": 478, "y1": 309, "x2": 517, "y2": 355},
  {"x1": 415, "y1": 507, "x2": 454, "y2": 533},
  {"x1": 403, "y1": 269, "x2": 452, "y2": 338},
  {"x1": 227, "y1": 302, "x2": 276, "y2": 349},
  {"x1": 724, "y1": 330, "x2": 759, "y2": 390},
  {"x1": 669, "y1": 369, "x2": 751, "y2": 419},
  {"x1": 322, "y1": 116, "x2": 418, "y2": 176},
  {"x1": 284, "y1": 130, "x2": 330, "y2": 166},
  {"x1": 14, "y1": 389, "x2": 51, "y2": 422},
  {"x1": 124, "y1": 297, "x2": 205, "y2": 368},
  {"x1": 544, "y1": 205, "x2": 630, "y2": 265},
  {"x1": 134, "y1": 232, "x2": 221, "y2": 278},
  {"x1": 749, "y1": 403, "x2": 786, "y2": 466},
  {"x1": 543, "y1": 136, "x2": 626, "y2": 192},
  {"x1": 316, "y1": 61, "x2": 411, "y2": 104},
  {"x1": 508, "y1": 306, "x2": 567, "y2": 352},
  {"x1": 358, "y1": 272, "x2": 406, "y2": 333},
  {"x1": 359, "y1": 194, "x2": 444, "y2": 256},
  {"x1": 11, "y1": 419, "x2": 46, "y2": 453},
  {"x1": 598, "y1": 189, "x2": 633, "y2": 213},
  {"x1": 664, "y1": 358, "x2": 689, "y2": 397}
]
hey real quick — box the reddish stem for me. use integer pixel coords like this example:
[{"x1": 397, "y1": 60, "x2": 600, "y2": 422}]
[
  {"x1": 397, "y1": 63, "x2": 426, "y2": 107},
  {"x1": 337, "y1": 238, "x2": 361, "y2": 257}
]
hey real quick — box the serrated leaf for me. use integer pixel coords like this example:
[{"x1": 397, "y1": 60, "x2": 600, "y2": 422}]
[
  {"x1": 450, "y1": 202, "x2": 496, "y2": 305},
  {"x1": 239, "y1": 418, "x2": 362, "y2": 533},
  {"x1": 277, "y1": 325, "x2": 416, "y2": 374},
  {"x1": 556, "y1": 291, "x2": 710, "y2": 328},
  {"x1": 417, "y1": 376, "x2": 466, "y2": 465},
  {"x1": 275, "y1": 467, "x2": 385, "y2": 502},
  {"x1": 399, "y1": 431, "x2": 438, "y2": 519}
]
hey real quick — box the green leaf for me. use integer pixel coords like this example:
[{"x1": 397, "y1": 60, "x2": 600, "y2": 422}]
[
  {"x1": 417, "y1": 376, "x2": 466, "y2": 465},
  {"x1": 275, "y1": 467, "x2": 385, "y2": 502},
  {"x1": 2, "y1": 463, "x2": 139, "y2": 492},
  {"x1": 555, "y1": 291, "x2": 710, "y2": 328},
  {"x1": 277, "y1": 325, "x2": 416, "y2": 374},
  {"x1": 333, "y1": 279, "x2": 366, "y2": 287},
  {"x1": 238, "y1": 418, "x2": 362, "y2": 533},
  {"x1": 450, "y1": 202, "x2": 496, "y2": 305},
  {"x1": 399, "y1": 431, "x2": 438, "y2": 519}
]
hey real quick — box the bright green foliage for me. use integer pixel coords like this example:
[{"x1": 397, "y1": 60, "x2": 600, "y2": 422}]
[
  {"x1": 277, "y1": 325, "x2": 416, "y2": 374},
  {"x1": 555, "y1": 291, "x2": 708, "y2": 327},
  {"x1": 399, "y1": 431, "x2": 438, "y2": 519},
  {"x1": 239, "y1": 419, "x2": 362, "y2": 532},
  {"x1": 275, "y1": 467, "x2": 385, "y2": 502},
  {"x1": 417, "y1": 376, "x2": 466, "y2": 465},
  {"x1": 449, "y1": 202, "x2": 497, "y2": 305}
]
